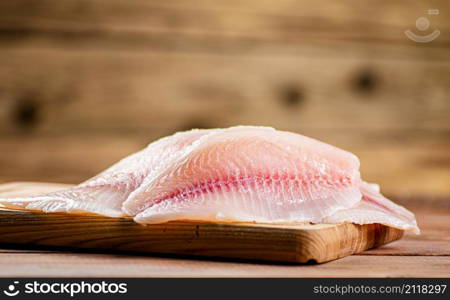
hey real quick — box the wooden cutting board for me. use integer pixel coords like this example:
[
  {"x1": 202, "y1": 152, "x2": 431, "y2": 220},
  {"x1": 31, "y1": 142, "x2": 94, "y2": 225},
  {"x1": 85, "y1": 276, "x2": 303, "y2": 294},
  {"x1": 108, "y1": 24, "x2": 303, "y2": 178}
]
[{"x1": 0, "y1": 182, "x2": 404, "y2": 263}]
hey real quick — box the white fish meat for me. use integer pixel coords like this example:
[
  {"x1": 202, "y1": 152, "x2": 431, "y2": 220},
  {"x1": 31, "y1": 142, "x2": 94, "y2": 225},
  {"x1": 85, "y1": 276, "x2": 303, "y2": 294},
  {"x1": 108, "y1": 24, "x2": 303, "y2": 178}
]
[
  {"x1": 0, "y1": 126, "x2": 419, "y2": 233},
  {"x1": 0, "y1": 129, "x2": 214, "y2": 216}
]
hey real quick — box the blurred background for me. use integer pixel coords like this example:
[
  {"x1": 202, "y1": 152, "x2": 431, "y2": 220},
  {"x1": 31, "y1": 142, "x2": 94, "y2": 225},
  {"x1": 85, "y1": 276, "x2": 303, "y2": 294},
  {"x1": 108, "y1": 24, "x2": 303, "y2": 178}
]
[{"x1": 0, "y1": 0, "x2": 449, "y2": 202}]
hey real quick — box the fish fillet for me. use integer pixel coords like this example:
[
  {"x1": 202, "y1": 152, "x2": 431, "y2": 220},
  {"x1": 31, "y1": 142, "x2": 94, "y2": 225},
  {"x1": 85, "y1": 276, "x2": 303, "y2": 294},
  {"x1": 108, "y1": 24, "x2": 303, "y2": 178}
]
[
  {"x1": 124, "y1": 127, "x2": 362, "y2": 222},
  {"x1": 0, "y1": 126, "x2": 419, "y2": 233},
  {"x1": 0, "y1": 129, "x2": 214, "y2": 216},
  {"x1": 323, "y1": 182, "x2": 418, "y2": 232}
]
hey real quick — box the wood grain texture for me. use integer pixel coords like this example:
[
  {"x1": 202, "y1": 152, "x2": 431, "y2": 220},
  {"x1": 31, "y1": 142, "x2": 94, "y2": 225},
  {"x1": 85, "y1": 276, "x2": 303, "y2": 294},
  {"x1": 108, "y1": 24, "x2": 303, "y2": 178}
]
[
  {"x1": 2, "y1": 133, "x2": 449, "y2": 196},
  {"x1": 0, "y1": 182, "x2": 404, "y2": 264},
  {"x1": 0, "y1": 48, "x2": 448, "y2": 196},
  {"x1": 0, "y1": 0, "x2": 449, "y2": 48},
  {"x1": 1, "y1": 49, "x2": 449, "y2": 135},
  {"x1": 0, "y1": 1, "x2": 449, "y2": 198},
  {"x1": 0, "y1": 0, "x2": 448, "y2": 276},
  {"x1": 0, "y1": 253, "x2": 448, "y2": 278},
  {"x1": 0, "y1": 207, "x2": 448, "y2": 277},
  {"x1": 0, "y1": 184, "x2": 449, "y2": 277}
]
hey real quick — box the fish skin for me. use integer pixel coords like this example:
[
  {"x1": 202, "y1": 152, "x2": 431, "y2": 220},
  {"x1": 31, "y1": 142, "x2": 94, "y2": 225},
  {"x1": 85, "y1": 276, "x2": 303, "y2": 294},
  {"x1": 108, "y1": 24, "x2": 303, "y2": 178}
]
[{"x1": 0, "y1": 129, "x2": 215, "y2": 216}]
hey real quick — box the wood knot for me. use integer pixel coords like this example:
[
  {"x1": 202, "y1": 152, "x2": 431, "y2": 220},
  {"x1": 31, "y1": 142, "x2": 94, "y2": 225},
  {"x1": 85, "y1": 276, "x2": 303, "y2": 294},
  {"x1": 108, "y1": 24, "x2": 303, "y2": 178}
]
[
  {"x1": 353, "y1": 69, "x2": 378, "y2": 94},
  {"x1": 279, "y1": 85, "x2": 304, "y2": 108},
  {"x1": 13, "y1": 96, "x2": 40, "y2": 129}
]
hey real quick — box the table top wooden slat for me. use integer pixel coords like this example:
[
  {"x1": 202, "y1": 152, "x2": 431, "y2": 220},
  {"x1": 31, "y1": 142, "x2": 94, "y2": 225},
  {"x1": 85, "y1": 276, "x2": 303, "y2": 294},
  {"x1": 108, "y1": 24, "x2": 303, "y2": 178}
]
[{"x1": 0, "y1": 253, "x2": 448, "y2": 278}]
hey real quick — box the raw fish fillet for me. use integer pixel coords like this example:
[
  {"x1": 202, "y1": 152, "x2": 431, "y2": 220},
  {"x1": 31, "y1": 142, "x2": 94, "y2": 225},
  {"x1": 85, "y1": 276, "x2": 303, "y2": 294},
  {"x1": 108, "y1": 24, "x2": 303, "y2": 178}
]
[
  {"x1": 124, "y1": 126, "x2": 363, "y2": 223},
  {"x1": 323, "y1": 182, "x2": 418, "y2": 232},
  {"x1": 0, "y1": 126, "x2": 419, "y2": 233},
  {"x1": 0, "y1": 129, "x2": 214, "y2": 216}
]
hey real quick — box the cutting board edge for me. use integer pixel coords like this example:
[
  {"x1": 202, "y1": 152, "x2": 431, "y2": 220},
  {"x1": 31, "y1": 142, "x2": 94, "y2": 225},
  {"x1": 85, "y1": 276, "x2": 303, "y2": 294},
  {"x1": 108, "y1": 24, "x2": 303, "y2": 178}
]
[
  {"x1": 0, "y1": 182, "x2": 405, "y2": 264},
  {"x1": 0, "y1": 208, "x2": 404, "y2": 264},
  {"x1": 292, "y1": 223, "x2": 404, "y2": 263}
]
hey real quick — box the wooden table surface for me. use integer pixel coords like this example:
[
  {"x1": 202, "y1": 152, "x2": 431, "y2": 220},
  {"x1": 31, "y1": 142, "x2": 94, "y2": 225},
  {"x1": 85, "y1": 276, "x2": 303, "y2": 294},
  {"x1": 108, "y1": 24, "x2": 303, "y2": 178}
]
[{"x1": 0, "y1": 206, "x2": 448, "y2": 277}]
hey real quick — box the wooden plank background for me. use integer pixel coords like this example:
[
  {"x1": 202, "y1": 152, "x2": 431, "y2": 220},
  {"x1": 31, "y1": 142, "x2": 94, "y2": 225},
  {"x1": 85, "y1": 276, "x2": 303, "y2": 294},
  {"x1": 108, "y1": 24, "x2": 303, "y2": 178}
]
[{"x1": 0, "y1": 0, "x2": 449, "y2": 198}]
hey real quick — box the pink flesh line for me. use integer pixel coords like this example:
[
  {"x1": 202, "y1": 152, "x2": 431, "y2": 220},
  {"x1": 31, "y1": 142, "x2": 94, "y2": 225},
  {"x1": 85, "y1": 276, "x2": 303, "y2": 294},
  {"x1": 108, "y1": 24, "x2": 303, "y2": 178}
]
[
  {"x1": 343, "y1": 182, "x2": 420, "y2": 233},
  {"x1": 362, "y1": 195, "x2": 410, "y2": 219},
  {"x1": 136, "y1": 172, "x2": 355, "y2": 214},
  {"x1": 361, "y1": 182, "x2": 415, "y2": 220},
  {"x1": 134, "y1": 175, "x2": 418, "y2": 233}
]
